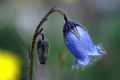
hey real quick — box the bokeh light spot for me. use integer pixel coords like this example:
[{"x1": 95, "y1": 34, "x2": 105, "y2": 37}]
[{"x1": 0, "y1": 50, "x2": 21, "y2": 80}]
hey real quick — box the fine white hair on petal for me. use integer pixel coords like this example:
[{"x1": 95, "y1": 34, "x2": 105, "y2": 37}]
[
  {"x1": 88, "y1": 44, "x2": 106, "y2": 56},
  {"x1": 63, "y1": 21, "x2": 106, "y2": 70},
  {"x1": 96, "y1": 44, "x2": 106, "y2": 54},
  {"x1": 71, "y1": 55, "x2": 89, "y2": 70}
]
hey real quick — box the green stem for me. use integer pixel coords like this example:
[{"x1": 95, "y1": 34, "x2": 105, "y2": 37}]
[{"x1": 29, "y1": 6, "x2": 66, "y2": 80}]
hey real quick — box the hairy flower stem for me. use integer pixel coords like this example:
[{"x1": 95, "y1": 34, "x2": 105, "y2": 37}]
[{"x1": 29, "y1": 6, "x2": 67, "y2": 80}]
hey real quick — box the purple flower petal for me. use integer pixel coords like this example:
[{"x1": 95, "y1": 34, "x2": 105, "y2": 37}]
[{"x1": 63, "y1": 20, "x2": 106, "y2": 69}]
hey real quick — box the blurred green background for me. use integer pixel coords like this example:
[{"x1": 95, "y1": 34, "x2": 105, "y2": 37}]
[{"x1": 0, "y1": 0, "x2": 120, "y2": 80}]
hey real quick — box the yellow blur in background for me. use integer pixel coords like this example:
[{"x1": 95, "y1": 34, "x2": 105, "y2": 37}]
[{"x1": 0, "y1": 50, "x2": 21, "y2": 80}]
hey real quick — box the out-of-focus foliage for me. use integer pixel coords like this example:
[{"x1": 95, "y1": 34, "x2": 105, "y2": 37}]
[
  {"x1": 0, "y1": 25, "x2": 27, "y2": 80},
  {"x1": 0, "y1": 0, "x2": 120, "y2": 80}
]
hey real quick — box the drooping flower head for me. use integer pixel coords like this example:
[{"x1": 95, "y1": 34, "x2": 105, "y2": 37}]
[
  {"x1": 63, "y1": 15, "x2": 106, "y2": 70},
  {"x1": 37, "y1": 33, "x2": 49, "y2": 65}
]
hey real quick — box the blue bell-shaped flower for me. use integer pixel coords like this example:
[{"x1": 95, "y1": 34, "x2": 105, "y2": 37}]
[{"x1": 63, "y1": 15, "x2": 106, "y2": 70}]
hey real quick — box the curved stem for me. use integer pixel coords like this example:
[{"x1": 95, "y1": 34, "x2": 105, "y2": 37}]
[
  {"x1": 29, "y1": 6, "x2": 67, "y2": 80},
  {"x1": 29, "y1": 28, "x2": 43, "y2": 80}
]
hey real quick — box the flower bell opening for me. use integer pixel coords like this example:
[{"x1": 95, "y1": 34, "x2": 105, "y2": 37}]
[{"x1": 63, "y1": 17, "x2": 106, "y2": 70}]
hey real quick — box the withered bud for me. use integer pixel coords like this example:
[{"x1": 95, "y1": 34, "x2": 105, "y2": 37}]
[{"x1": 37, "y1": 34, "x2": 49, "y2": 65}]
